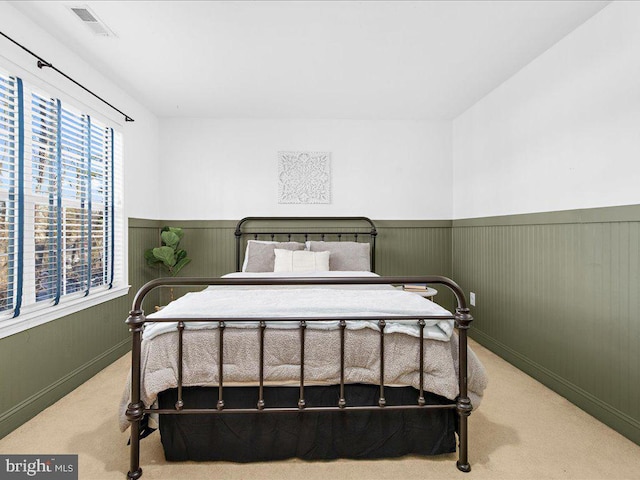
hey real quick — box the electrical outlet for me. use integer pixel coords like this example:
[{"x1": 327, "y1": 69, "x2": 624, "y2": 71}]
[{"x1": 469, "y1": 292, "x2": 476, "y2": 306}]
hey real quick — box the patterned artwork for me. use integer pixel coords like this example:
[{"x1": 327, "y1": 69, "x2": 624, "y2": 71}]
[{"x1": 278, "y1": 151, "x2": 331, "y2": 204}]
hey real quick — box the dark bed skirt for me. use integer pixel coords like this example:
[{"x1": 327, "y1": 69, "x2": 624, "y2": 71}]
[{"x1": 157, "y1": 384, "x2": 457, "y2": 462}]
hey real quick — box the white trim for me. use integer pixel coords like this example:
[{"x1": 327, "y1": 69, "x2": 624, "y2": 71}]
[{"x1": 0, "y1": 284, "x2": 130, "y2": 340}]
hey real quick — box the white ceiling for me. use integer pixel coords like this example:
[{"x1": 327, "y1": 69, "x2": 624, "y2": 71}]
[{"x1": 9, "y1": 1, "x2": 610, "y2": 120}]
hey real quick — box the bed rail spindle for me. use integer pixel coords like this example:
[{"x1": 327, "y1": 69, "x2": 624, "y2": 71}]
[
  {"x1": 378, "y1": 319, "x2": 386, "y2": 407},
  {"x1": 258, "y1": 321, "x2": 266, "y2": 410},
  {"x1": 176, "y1": 321, "x2": 185, "y2": 410},
  {"x1": 253, "y1": 234, "x2": 258, "y2": 240},
  {"x1": 287, "y1": 233, "x2": 291, "y2": 241},
  {"x1": 371, "y1": 231, "x2": 377, "y2": 272},
  {"x1": 217, "y1": 322, "x2": 225, "y2": 410},
  {"x1": 354, "y1": 233, "x2": 358, "y2": 241},
  {"x1": 298, "y1": 320, "x2": 306, "y2": 409},
  {"x1": 339, "y1": 319, "x2": 346, "y2": 408},
  {"x1": 270, "y1": 233, "x2": 275, "y2": 241},
  {"x1": 418, "y1": 319, "x2": 425, "y2": 406},
  {"x1": 337, "y1": 233, "x2": 342, "y2": 241}
]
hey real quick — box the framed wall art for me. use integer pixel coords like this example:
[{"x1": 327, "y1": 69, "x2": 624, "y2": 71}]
[{"x1": 278, "y1": 151, "x2": 331, "y2": 204}]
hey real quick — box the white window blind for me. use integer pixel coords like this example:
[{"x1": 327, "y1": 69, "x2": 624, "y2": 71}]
[
  {"x1": 0, "y1": 67, "x2": 124, "y2": 324},
  {"x1": 0, "y1": 73, "x2": 19, "y2": 314}
]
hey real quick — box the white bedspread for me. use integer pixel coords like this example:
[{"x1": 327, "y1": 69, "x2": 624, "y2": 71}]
[
  {"x1": 119, "y1": 272, "x2": 488, "y2": 432},
  {"x1": 144, "y1": 271, "x2": 454, "y2": 342}
]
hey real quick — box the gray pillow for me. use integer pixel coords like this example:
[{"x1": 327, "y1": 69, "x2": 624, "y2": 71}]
[
  {"x1": 307, "y1": 241, "x2": 371, "y2": 271},
  {"x1": 243, "y1": 241, "x2": 305, "y2": 272}
]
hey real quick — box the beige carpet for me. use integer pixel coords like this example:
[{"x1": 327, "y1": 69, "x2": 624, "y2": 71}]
[{"x1": 1, "y1": 339, "x2": 638, "y2": 480}]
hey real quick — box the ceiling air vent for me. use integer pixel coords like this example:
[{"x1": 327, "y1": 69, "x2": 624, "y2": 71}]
[{"x1": 68, "y1": 5, "x2": 116, "y2": 37}]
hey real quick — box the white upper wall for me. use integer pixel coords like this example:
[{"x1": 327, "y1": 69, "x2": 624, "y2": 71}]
[
  {"x1": 6, "y1": 1, "x2": 633, "y2": 222},
  {"x1": 0, "y1": 1, "x2": 161, "y2": 219},
  {"x1": 159, "y1": 118, "x2": 452, "y2": 220},
  {"x1": 452, "y1": 1, "x2": 640, "y2": 219}
]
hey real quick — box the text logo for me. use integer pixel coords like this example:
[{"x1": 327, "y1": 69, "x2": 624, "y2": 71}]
[{"x1": 0, "y1": 455, "x2": 77, "y2": 480}]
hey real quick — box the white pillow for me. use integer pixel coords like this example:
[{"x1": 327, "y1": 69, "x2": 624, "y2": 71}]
[{"x1": 273, "y1": 249, "x2": 330, "y2": 273}]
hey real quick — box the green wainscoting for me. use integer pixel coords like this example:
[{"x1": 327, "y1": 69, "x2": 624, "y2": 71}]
[
  {"x1": 163, "y1": 218, "x2": 453, "y2": 276},
  {"x1": 452, "y1": 205, "x2": 640, "y2": 444},
  {"x1": 375, "y1": 220, "x2": 454, "y2": 310},
  {"x1": 6, "y1": 210, "x2": 636, "y2": 445},
  {"x1": 155, "y1": 219, "x2": 455, "y2": 310}
]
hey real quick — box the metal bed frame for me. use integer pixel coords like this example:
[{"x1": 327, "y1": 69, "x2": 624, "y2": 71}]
[
  {"x1": 125, "y1": 217, "x2": 474, "y2": 479},
  {"x1": 234, "y1": 216, "x2": 378, "y2": 272}
]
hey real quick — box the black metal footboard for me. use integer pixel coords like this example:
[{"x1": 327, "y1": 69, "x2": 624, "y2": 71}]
[{"x1": 124, "y1": 275, "x2": 473, "y2": 479}]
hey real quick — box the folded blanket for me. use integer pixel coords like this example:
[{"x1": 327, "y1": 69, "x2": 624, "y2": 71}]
[{"x1": 143, "y1": 287, "x2": 454, "y2": 341}]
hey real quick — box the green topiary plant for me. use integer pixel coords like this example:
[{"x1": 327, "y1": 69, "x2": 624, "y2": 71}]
[{"x1": 145, "y1": 226, "x2": 191, "y2": 277}]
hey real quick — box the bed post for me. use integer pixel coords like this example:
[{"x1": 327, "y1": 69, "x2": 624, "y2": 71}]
[
  {"x1": 125, "y1": 309, "x2": 146, "y2": 479},
  {"x1": 234, "y1": 221, "x2": 244, "y2": 272},
  {"x1": 370, "y1": 223, "x2": 377, "y2": 273},
  {"x1": 455, "y1": 306, "x2": 474, "y2": 473}
]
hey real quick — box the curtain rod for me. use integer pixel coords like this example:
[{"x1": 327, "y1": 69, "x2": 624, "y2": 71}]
[{"x1": 0, "y1": 30, "x2": 134, "y2": 122}]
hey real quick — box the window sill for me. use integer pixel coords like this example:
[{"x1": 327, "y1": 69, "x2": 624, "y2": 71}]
[{"x1": 0, "y1": 285, "x2": 130, "y2": 340}]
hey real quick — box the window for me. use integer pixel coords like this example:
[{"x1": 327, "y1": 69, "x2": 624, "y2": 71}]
[{"x1": 0, "y1": 68, "x2": 125, "y2": 333}]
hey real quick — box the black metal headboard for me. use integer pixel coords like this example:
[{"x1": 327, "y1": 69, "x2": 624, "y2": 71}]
[{"x1": 234, "y1": 217, "x2": 378, "y2": 273}]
